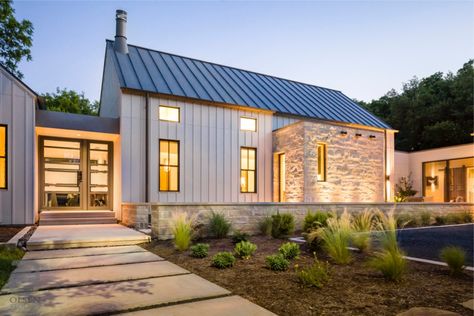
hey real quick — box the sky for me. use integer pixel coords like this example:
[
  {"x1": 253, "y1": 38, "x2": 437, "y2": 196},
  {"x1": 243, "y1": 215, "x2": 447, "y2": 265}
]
[{"x1": 13, "y1": 0, "x2": 474, "y2": 103}]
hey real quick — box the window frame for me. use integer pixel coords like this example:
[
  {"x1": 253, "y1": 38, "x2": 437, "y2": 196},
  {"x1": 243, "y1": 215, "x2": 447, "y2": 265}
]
[
  {"x1": 240, "y1": 146, "x2": 257, "y2": 193},
  {"x1": 0, "y1": 124, "x2": 7, "y2": 190},
  {"x1": 159, "y1": 105, "x2": 180, "y2": 123},
  {"x1": 317, "y1": 142, "x2": 327, "y2": 182},
  {"x1": 240, "y1": 116, "x2": 257, "y2": 132},
  {"x1": 159, "y1": 139, "x2": 180, "y2": 192}
]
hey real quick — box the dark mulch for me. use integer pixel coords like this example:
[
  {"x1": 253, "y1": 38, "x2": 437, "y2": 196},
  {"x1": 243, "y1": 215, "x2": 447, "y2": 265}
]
[
  {"x1": 144, "y1": 236, "x2": 474, "y2": 316},
  {"x1": 0, "y1": 226, "x2": 25, "y2": 242}
]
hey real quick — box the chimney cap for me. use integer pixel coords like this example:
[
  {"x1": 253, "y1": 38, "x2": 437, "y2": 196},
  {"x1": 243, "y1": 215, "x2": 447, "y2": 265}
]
[{"x1": 116, "y1": 9, "x2": 127, "y2": 20}]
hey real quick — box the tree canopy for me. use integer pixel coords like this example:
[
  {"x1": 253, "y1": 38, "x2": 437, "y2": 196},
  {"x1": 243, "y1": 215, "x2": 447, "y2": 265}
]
[
  {"x1": 42, "y1": 88, "x2": 99, "y2": 116},
  {"x1": 0, "y1": 0, "x2": 33, "y2": 79},
  {"x1": 358, "y1": 60, "x2": 473, "y2": 152}
]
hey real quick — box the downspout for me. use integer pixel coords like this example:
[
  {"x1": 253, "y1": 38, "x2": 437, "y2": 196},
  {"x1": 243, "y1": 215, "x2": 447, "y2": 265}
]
[{"x1": 145, "y1": 92, "x2": 150, "y2": 203}]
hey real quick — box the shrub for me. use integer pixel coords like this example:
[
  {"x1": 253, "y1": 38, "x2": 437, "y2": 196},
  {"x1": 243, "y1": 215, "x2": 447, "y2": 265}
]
[
  {"x1": 435, "y1": 215, "x2": 447, "y2": 225},
  {"x1": 211, "y1": 252, "x2": 236, "y2": 269},
  {"x1": 258, "y1": 216, "x2": 273, "y2": 237},
  {"x1": 304, "y1": 211, "x2": 332, "y2": 232},
  {"x1": 234, "y1": 241, "x2": 257, "y2": 259},
  {"x1": 208, "y1": 211, "x2": 231, "y2": 238},
  {"x1": 279, "y1": 242, "x2": 300, "y2": 260},
  {"x1": 190, "y1": 243, "x2": 209, "y2": 258},
  {"x1": 394, "y1": 173, "x2": 417, "y2": 202},
  {"x1": 396, "y1": 213, "x2": 418, "y2": 228},
  {"x1": 462, "y1": 211, "x2": 473, "y2": 223},
  {"x1": 440, "y1": 246, "x2": 465, "y2": 275},
  {"x1": 446, "y1": 213, "x2": 464, "y2": 224},
  {"x1": 265, "y1": 254, "x2": 290, "y2": 271},
  {"x1": 420, "y1": 211, "x2": 431, "y2": 226},
  {"x1": 296, "y1": 258, "x2": 330, "y2": 288},
  {"x1": 232, "y1": 230, "x2": 249, "y2": 244},
  {"x1": 171, "y1": 212, "x2": 194, "y2": 251},
  {"x1": 317, "y1": 210, "x2": 353, "y2": 264},
  {"x1": 351, "y1": 209, "x2": 375, "y2": 252},
  {"x1": 271, "y1": 213, "x2": 295, "y2": 238}
]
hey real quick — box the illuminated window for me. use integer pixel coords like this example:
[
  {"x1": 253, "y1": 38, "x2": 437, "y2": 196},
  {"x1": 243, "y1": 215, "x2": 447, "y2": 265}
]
[
  {"x1": 317, "y1": 143, "x2": 326, "y2": 182},
  {"x1": 159, "y1": 106, "x2": 180, "y2": 122},
  {"x1": 0, "y1": 125, "x2": 6, "y2": 189},
  {"x1": 240, "y1": 117, "x2": 257, "y2": 132},
  {"x1": 159, "y1": 140, "x2": 179, "y2": 191},
  {"x1": 240, "y1": 147, "x2": 257, "y2": 193}
]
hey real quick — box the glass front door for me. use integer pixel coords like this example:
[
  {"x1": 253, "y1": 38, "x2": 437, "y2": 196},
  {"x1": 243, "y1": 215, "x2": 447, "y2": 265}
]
[{"x1": 40, "y1": 137, "x2": 112, "y2": 210}]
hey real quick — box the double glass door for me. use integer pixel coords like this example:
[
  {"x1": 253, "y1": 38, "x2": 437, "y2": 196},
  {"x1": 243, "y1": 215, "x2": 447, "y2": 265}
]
[{"x1": 40, "y1": 137, "x2": 112, "y2": 210}]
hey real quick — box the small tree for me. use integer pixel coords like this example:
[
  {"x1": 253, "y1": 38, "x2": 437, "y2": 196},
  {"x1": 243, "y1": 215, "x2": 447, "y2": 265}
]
[
  {"x1": 42, "y1": 88, "x2": 99, "y2": 115},
  {"x1": 394, "y1": 173, "x2": 417, "y2": 202}
]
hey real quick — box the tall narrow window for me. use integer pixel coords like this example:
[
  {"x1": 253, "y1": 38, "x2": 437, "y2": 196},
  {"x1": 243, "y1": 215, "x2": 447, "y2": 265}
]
[
  {"x1": 0, "y1": 125, "x2": 6, "y2": 189},
  {"x1": 240, "y1": 117, "x2": 257, "y2": 132},
  {"x1": 159, "y1": 140, "x2": 179, "y2": 191},
  {"x1": 317, "y1": 143, "x2": 326, "y2": 182},
  {"x1": 241, "y1": 147, "x2": 257, "y2": 193},
  {"x1": 279, "y1": 153, "x2": 286, "y2": 202},
  {"x1": 159, "y1": 106, "x2": 180, "y2": 122}
]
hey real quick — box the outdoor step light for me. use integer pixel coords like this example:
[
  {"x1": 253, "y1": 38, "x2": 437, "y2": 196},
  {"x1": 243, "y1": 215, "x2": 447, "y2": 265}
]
[{"x1": 369, "y1": 135, "x2": 376, "y2": 139}]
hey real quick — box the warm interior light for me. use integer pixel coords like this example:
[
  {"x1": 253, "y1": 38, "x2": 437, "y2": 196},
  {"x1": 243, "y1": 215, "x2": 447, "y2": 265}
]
[
  {"x1": 159, "y1": 106, "x2": 180, "y2": 122},
  {"x1": 240, "y1": 117, "x2": 257, "y2": 132}
]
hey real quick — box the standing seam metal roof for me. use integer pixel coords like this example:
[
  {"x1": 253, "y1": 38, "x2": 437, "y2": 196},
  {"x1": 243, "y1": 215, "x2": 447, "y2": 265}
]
[{"x1": 106, "y1": 40, "x2": 391, "y2": 129}]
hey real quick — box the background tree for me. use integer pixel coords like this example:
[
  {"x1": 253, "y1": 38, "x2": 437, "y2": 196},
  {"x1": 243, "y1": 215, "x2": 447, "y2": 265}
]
[
  {"x1": 357, "y1": 60, "x2": 474, "y2": 151},
  {"x1": 0, "y1": 0, "x2": 33, "y2": 78},
  {"x1": 42, "y1": 88, "x2": 99, "y2": 115}
]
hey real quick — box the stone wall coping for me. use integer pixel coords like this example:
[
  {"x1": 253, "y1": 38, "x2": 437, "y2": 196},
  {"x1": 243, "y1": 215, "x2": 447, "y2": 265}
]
[{"x1": 123, "y1": 202, "x2": 474, "y2": 207}]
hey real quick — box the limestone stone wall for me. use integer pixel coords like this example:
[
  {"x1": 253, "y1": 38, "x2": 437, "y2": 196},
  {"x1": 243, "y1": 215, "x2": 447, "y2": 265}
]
[{"x1": 121, "y1": 203, "x2": 150, "y2": 229}]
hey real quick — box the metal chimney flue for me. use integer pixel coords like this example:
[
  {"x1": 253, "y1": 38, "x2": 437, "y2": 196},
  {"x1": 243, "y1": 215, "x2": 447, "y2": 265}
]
[{"x1": 114, "y1": 9, "x2": 128, "y2": 54}]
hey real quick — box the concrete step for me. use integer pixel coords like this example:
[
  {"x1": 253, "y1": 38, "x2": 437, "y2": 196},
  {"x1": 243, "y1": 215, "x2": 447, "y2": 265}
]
[
  {"x1": 39, "y1": 217, "x2": 117, "y2": 225},
  {"x1": 40, "y1": 211, "x2": 115, "y2": 218}
]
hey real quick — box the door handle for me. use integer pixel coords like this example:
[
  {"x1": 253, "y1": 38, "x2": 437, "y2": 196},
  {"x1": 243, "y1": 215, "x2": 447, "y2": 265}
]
[{"x1": 77, "y1": 171, "x2": 83, "y2": 186}]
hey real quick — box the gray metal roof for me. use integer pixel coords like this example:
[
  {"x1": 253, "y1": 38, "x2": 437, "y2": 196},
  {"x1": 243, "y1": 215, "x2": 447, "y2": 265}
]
[{"x1": 106, "y1": 40, "x2": 390, "y2": 129}]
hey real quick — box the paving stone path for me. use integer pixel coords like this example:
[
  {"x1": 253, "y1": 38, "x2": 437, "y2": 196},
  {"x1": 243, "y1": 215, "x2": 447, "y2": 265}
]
[{"x1": 0, "y1": 245, "x2": 274, "y2": 315}]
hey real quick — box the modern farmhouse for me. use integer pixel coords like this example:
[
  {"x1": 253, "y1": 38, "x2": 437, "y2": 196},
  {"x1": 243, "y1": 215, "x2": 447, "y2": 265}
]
[{"x1": 0, "y1": 10, "x2": 398, "y2": 225}]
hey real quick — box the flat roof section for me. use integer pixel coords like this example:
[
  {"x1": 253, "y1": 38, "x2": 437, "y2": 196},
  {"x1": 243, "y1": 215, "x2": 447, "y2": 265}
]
[{"x1": 36, "y1": 110, "x2": 119, "y2": 134}]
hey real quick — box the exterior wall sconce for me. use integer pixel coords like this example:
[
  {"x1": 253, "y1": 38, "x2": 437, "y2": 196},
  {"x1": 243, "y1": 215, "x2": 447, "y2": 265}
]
[
  {"x1": 355, "y1": 133, "x2": 362, "y2": 137},
  {"x1": 369, "y1": 135, "x2": 376, "y2": 139},
  {"x1": 340, "y1": 131, "x2": 347, "y2": 136},
  {"x1": 385, "y1": 175, "x2": 390, "y2": 181}
]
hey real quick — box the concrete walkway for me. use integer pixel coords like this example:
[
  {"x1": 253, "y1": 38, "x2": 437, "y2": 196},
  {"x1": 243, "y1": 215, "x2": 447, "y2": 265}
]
[{"x1": 0, "y1": 225, "x2": 275, "y2": 315}]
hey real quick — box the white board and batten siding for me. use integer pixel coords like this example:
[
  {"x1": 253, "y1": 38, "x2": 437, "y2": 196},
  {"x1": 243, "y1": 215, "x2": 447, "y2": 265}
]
[{"x1": 0, "y1": 68, "x2": 36, "y2": 224}]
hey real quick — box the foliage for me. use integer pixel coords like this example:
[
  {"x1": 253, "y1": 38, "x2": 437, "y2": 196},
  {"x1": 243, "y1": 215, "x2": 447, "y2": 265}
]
[
  {"x1": 435, "y1": 215, "x2": 447, "y2": 225},
  {"x1": 278, "y1": 242, "x2": 300, "y2": 260},
  {"x1": 208, "y1": 211, "x2": 231, "y2": 238},
  {"x1": 271, "y1": 213, "x2": 295, "y2": 238},
  {"x1": 304, "y1": 211, "x2": 332, "y2": 232},
  {"x1": 295, "y1": 257, "x2": 330, "y2": 288},
  {"x1": 265, "y1": 254, "x2": 290, "y2": 271},
  {"x1": 446, "y1": 213, "x2": 465, "y2": 224},
  {"x1": 316, "y1": 210, "x2": 353, "y2": 264},
  {"x1": 234, "y1": 241, "x2": 257, "y2": 259},
  {"x1": 42, "y1": 88, "x2": 99, "y2": 115},
  {"x1": 232, "y1": 230, "x2": 249, "y2": 244},
  {"x1": 394, "y1": 174, "x2": 417, "y2": 202},
  {"x1": 0, "y1": 245, "x2": 24, "y2": 288},
  {"x1": 211, "y1": 252, "x2": 236, "y2": 269},
  {"x1": 461, "y1": 211, "x2": 473, "y2": 223},
  {"x1": 171, "y1": 212, "x2": 194, "y2": 251},
  {"x1": 357, "y1": 60, "x2": 473, "y2": 151},
  {"x1": 190, "y1": 243, "x2": 209, "y2": 258},
  {"x1": 420, "y1": 212, "x2": 431, "y2": 226},
  {"x1": 440, "y1": 246, "x2": 465, "y2": 276},
  {"x1": 0, "y1": 0, "x2": 33, "y2": 79},
  {"x1": 258, "y1": 216, "x2": 273, "y2": 237},
  {"x1": 396, "y1": 213, "x2": 418, "y2": 228},
  {"x1": 351, "y1": 209, "x2": 375, "y2": 252}
]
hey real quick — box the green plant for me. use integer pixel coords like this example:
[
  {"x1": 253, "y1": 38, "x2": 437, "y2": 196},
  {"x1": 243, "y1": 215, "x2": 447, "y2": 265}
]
[
  {"x1": 446, "y1": 213, "x2": 464, "y2": 224},
  {"x1": 440, "y1": 246, "x2": 465, "y2": 275},
  {"x1": 234, "y1": 241, "x2": 257, "y2": 259},
  {"x1": 211, "y1": 252, "x2": 236, "y2": 269},
  {"x1": 396, "y1": 213, "x2": 418, "y2": 228},
  {"x1": 316, "y1": 210, "x2": 353, "y2": 264},
  {"x1": 232, "y1": 230, "x2": 249, "y2": 244},
  {"x1": 265, "y1": 254, "x2": 290, "y2": 271},
  {"x1": 190, "y1": 243, "x2": 209, "y2": 258},
  {"x1": 351, "y1": 209, "x2": 375, "y2": 252},
  {"x1": 0, "y1": 245, "x2": 25, "y2": 288},
  {"x1": 171, "y1": 212, "x2": 194, "y2": 251},
  {"x1": 394, "y1": 173, "x2": 417, "y2": 202},
  {"x1": 208, "y1": 211, "x2": 231, "y2": 238},
  {"x1": 304, "y1": 211, "x2": 332, "y2": 232},
  {"x1": 461, "y1": 211, "x2": 473, "y2": 223},
  {"x1": 420, "y1": 211, "x2": 431, "y2": 226},
  {"x1": 279, "y1": 242, "x2": 300, "y2": 260},
  {"x1": 258, "y1": 216, "x2": 273, "y2": 237},
  {"x1": 271, "y1": 213, "x2": 295, "y2": 238},
  {"x1": 435, "y1": 215, "x2": 447, "y2": 225},
  {"x1": 295, "y1": 257, "x2": 330, "y2": 288}
]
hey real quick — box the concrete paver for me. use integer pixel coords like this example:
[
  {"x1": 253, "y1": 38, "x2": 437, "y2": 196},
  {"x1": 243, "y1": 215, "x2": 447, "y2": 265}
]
[
  {"x1": 23, "y1": 245, "x2": 147, "y2": 260},
  {"x1": 122, "y1": 295, "x2": 276, "y2": 316},
  {"x1": 2, "y1": 261, "x2": 189, "y2": 293}
]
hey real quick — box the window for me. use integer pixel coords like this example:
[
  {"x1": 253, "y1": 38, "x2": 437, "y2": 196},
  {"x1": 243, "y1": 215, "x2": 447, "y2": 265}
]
[
  {"x1": 0, "y1": 125, "x2": 6, "y2": 189},
  {"x1": 240, "y1": 117, "x2": 257, "y2": 132},
  {"x1": 159, "y1": 140, "x2": 179, "y2": 191},
  {"x1": 317, "y1": 143, "x2": 326, "y2": 182},
  {"x1": 159, "y1": 106, "x2": 180, "y2": 122},
  {"x1": 240, "y1": 147, "x2": 257, "y2": 193}
]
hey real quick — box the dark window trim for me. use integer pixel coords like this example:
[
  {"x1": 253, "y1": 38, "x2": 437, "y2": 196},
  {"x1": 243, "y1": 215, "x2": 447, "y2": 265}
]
[
  {"x1": 159, "y1": 105, "x2": 181, "y2": 123},
  {"x1": 0, "y1": 124, "x2": 7, "y2": 190},
  {"x1": 240, "y1": 116, "x2": 257, "y2": 132},
  {"x1": 240, "y1": 146, "x2": 257, "y2": 193},
  {"x1": 317, "y1": 142, "x2": 327, "y2": 182},
  {"x1": 159, "y1": 139, "x2": 180, "y2": 192}
]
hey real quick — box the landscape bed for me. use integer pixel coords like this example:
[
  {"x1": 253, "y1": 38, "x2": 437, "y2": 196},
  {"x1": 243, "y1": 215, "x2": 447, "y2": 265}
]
[
  {"x1": 144, "y1": 236, "x2": 473, "y2": 316},
  {"x1": 0, "y1": 226, "x2": 25, "y2": 242}
]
